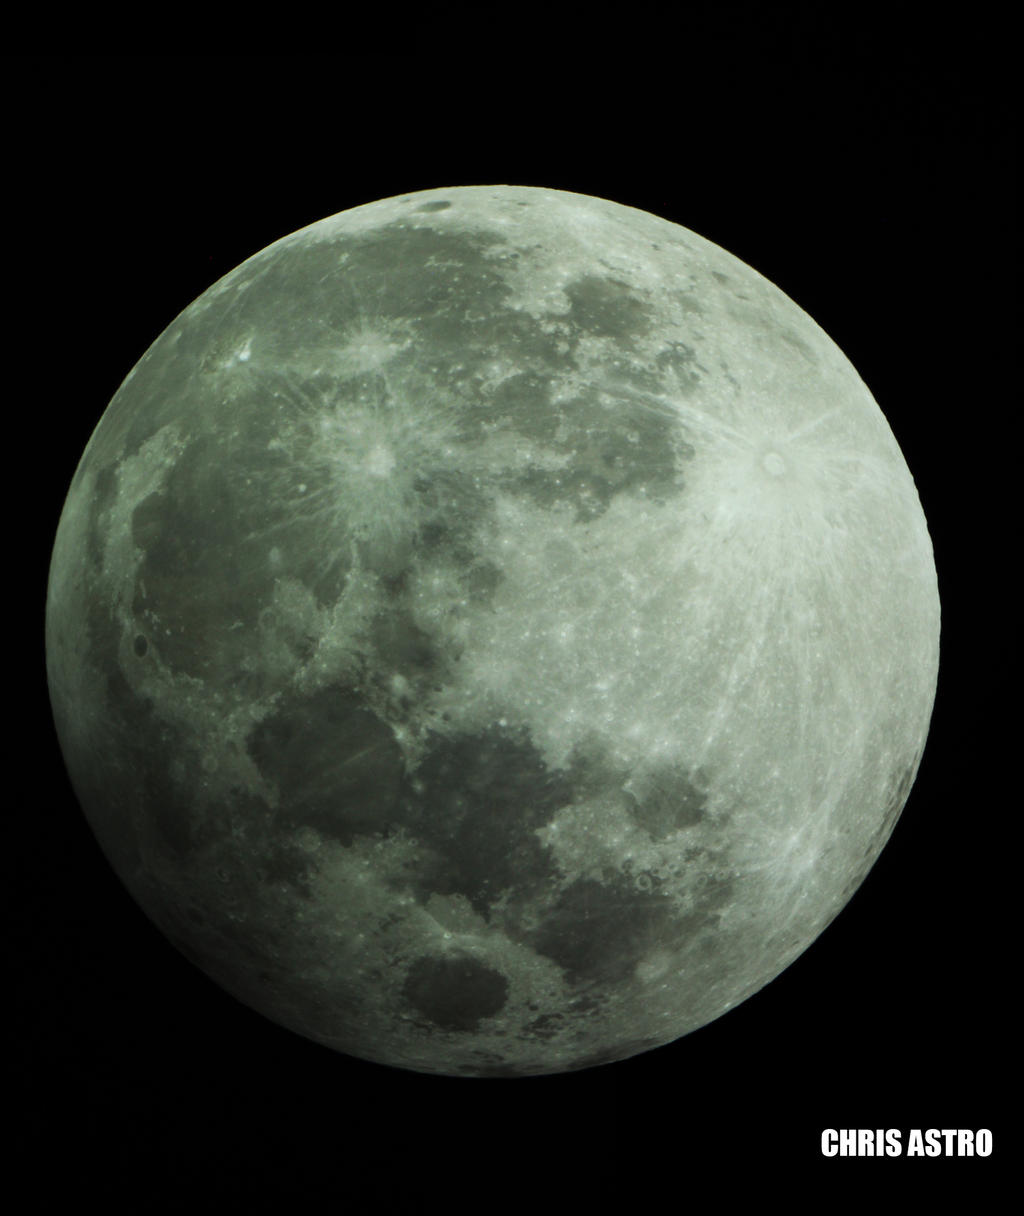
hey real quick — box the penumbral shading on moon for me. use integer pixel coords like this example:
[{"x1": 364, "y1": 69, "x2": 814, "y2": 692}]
[{"x1": 45, "y1": 186, "x2": 940, "y2": 1076}]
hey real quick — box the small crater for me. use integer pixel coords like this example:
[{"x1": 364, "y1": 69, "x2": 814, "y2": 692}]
[{"x1": 402, "y1": 955, "x2": 509, "y2": 1032}]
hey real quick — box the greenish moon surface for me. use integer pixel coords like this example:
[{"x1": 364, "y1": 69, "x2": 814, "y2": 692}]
[{"x1": 46, "y1": 186, "x2": 939, "y2": 1076}]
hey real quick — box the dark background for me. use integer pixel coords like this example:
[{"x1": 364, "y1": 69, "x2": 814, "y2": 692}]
[{"x1": 12, "y1": 39, "x2": 1014, "y2": 1203}]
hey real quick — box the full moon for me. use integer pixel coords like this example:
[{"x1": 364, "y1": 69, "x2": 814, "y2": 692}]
[{"x1": 46, "y1": 186, "x2": 939, "y2": 1076}]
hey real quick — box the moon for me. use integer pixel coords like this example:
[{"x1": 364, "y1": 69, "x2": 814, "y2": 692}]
[{"x1": 45, "y1": 185, "x2": 939, "y2": 1077}]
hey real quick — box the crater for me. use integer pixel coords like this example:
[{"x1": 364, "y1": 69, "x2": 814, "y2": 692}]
[
  {"x1": 402, "y1": 955, "x2": 509, "y2": 1032},
  {"x1": 562, "y1": 274, "x2": 654, "y2": 347}
]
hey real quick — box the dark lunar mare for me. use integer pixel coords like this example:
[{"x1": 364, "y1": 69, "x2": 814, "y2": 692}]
[{"x1": 244, "y1": 694, "x2": 736, "y2": 1043}]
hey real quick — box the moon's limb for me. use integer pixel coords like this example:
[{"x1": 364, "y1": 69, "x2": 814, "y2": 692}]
[{"x1": 46, "y1": 186, "x2": 939, "y2": 1076}]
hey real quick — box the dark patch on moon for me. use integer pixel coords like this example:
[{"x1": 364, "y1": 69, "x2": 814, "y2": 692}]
[
  {"x1": 85, "y1": 463, "x2": 118, "y2": 570},
  {"x1": 256, "y1": 834, "x2": 318, "y2": 897},
  {"x1": 247, "y1": 685, "x2": 404, "y2": 846},
  {"x1": 412, "y1": 468, "x2": 491, "y2": 554},
  {"x1": 398, "y1": 724, "x2": 573, "y2": 916},
  {"x1": 78, "y1": 603, "x2": 196, "y2": 866},
  {"x1": 416, "y1": 200, "x2": 452, "y2": 213},
  {"x1": 416, "y1": 519, "x2": 457, "y2": 553},
  {"x1": 655, "y1": 341, "x2": 702, "y2": 392},
  {"x1": 623, "y1": 763, "x2": 708, "y2": 839},
  {"x1": 341, "y1": 223, "x2": 513, "y2": 335},
  {"x1": 465, "y1": 560, "x2": 503, "y2": 605},
  {"x1": 778, "y1": 326, "x2": 818, "y2": 364},
  {"x1": 562, "y1": 275, "x2": 654, "y2": 348},
  {"x1": 674, "y1": 292, "x2": 704, "y2": 317},
  {"x1": 402, "y1": 955, "x2": 509, "y2": 1031},
  {"x1": 370, "y1": 611, "x2": 442, "y2": 679},
  {"x1": 529, "y1": 859, "x2": 734, "y2": 989},
  {"x1": 724, "y1": 300, "x2": 818, "y2": 365},
  {"x1": 529, "y1": 875, "x2": 675, "y2": 987},
  {"x1": 523, "y1": 1011, "x2": 565, "y2": 1041},
  {"x1": 504, "y1": 388, "x2": 686, "y2": 521},
  {"x1": 129, "y1": 436, "x2": 282, "y2": 680},
  {"x1": 133, "y1": 633, "x2": 148, "y2": 657},
  {"x1": 487, "y1": 370, "x2": 560, "y2": 442},
  {"x1": 565, "y1": 734, "x2": 631, "y2": 796}
]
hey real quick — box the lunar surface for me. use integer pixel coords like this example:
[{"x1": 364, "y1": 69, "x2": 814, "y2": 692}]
[{"x1": 46, "y1": 186, "x2": 939, "y2": 1076}]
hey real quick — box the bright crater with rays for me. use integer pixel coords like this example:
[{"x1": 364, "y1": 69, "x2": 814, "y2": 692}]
[{"x1": 46, "y1": 186, "x2": 939, "y2": 1076}]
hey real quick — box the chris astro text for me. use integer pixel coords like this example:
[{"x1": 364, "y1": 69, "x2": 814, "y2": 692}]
[{"x1": 821, "y1": 1129, "x2": 992, "y2": 1157}]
